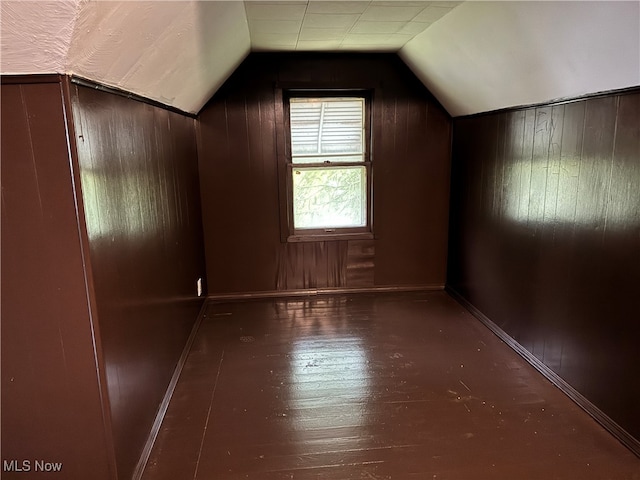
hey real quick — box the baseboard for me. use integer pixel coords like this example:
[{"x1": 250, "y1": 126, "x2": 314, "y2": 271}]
[
  {"x1": 207, "y1": 284, "x2": 444, "y2": 301},
  {"x1": 445, "y1": 286, "x2": 640, "y2": 458},
  {"x1": 131, "y1": 300, "x2": 208, "y2": 480}
]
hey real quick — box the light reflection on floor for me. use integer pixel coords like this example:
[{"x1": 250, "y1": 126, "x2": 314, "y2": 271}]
[{"x1": 278, "y1": 298, "x2": 373, "y2": 455}]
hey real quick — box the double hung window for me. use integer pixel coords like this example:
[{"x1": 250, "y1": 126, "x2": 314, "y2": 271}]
[{"x1": 283, "y1": 92, "x2": 372, "y2": 241}]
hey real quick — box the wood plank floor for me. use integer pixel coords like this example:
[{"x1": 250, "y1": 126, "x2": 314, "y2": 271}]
[{"x1": 141, "y1": 291, "x2": 639, "y2": 479}]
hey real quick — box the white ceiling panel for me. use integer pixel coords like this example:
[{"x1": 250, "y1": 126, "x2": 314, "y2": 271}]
[
  {"x1": 249, "y1": 19, "x2": 303, "y2": 34},
  {"x1": 296, "y1": 40, "x2": 343, "y2": 50},
  {"x1": 350, "y1": 21, "x2": 406, "y2": 34},
  {"x1": 252, "y1": 32, "x2": 299, "y2": 48},
  {"x1": 412, "y1": 6, "x2": 454, "y2": 23},
  {"x1": 301, "y1": 13, "x2": 360, "y2": 29},
  {"x1": 429, "y1": 1, "x2": 463, "y2": 7},
  {"x1": 343, "y1": 33, "x2": 392, "y2": 44},
  {"x1": 388, "y1": 34, "x2": 414, "y2": 46},
  {"x1": 306, "y1": 2, "x2": 371, "y2": 15},
  {"x1": 397, "y1": 21, "x2": 431, "y2": 35},
  {"x1": 246, "y1": 0, "x2": 455, "y2": 53},
  {"x1": 245, "y1": 2, "x2": 307, "y2": 21},
  {"x1": 360, "y1": 5, "x2": 425, "y2": 21},
  {"x1": 299, "y1": 28, "x2": 350, "y2": 41}
]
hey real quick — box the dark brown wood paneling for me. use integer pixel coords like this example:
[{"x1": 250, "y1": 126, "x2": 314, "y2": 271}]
[
  {"x1": 1, "y1": 80, "x2": 116, "y2": 479},
  {"x1": 198, "y1": 53, "x2": 452, "y2": 294},
  {"x1": 448, "y1": 90, "x2": 640, "y2": 443},
  {"x1": 346, "y1": 240, "x2": 375, "y2": 287},
  {"x1": 69, "y1": 85, "x2": 207, "y2": 480},
  {"x1": 276, "y1": 241, "x2": 349, "y2": 290}
]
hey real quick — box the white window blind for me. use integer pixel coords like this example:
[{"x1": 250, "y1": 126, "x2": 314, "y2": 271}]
[{"x1": 290, "y1": 98, "x2": 364, "y2": 164}]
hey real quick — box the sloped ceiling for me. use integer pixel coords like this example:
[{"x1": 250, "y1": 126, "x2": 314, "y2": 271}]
[
  {"x1": 400, "y1": 1, "x2": 640, "y2": 116},
  {"x1": 1, "y1": 1, "x2": 639, "y2": 116},
  {"x1": 1, "y1": 0, "x2": 251, "y2": 113}
]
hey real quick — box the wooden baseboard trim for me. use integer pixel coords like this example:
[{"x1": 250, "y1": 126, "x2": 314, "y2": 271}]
[
  {"x1": 207, "y1": 284, "x2": 444, "y2": 302},
  {"x1": 132, "y1": 300, "x2": 208, "y2": 480},
  {"x1": 445, "y1": 286, "x2": 640, "y2": 458}
]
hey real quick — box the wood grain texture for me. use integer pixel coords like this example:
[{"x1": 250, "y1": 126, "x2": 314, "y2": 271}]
[
  {"x1": 346, "y1": 240, "x2": 375, "y2": 287},
  {"x1": 69, "y1": 85, "x2": 207, "y2": 480},
  {"x1": 198, "y1": 53, "x2": 451, "y2": 294},
  {"x1": 276, "y1": 241, "x2": 348, "y2": 291},
  {"x1": 142, "y1": 292, "x2": 640, "y2": 479},
  {"x1": 448, "y1": 90, "x2": 640, "y2": 442},
  {"x1": 1, "y1": 79, "x2": 116, "y2": 479}
]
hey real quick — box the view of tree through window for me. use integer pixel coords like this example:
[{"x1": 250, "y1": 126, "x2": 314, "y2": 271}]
[
  {"x1": 293, "y1": 167, "x2": 366, "y2": 229},
  {"x1": 289, "y1": 96, "x2": 368, "y2": 231}
]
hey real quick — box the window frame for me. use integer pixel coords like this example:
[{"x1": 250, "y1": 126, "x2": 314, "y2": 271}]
[{"x1": 279, "y1": 89, "x2": 373, "y2": 243}]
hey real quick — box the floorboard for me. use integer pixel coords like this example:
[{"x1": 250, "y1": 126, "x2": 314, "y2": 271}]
[{"x1": 142, "y1": 291, "x2": 639, "y2": 479}]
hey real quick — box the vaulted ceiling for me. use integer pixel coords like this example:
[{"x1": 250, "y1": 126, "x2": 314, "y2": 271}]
[{"x1": 1, "y1": 1, "x2": 639, "y2": 116}]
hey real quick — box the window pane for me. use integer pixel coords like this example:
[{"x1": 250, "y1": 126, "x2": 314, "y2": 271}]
[
  {"x1": 293, "y1": 166, "x2": 366, "y2": 229},
  {"x1": 290, "y1": 97, "x2": 364, "y2": 164}
]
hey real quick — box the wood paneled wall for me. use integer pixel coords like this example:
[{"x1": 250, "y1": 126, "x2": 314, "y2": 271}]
[
  {"x1": 1, "y1": 77, "x2": 116, "y2": 479},
  {"x1": 198, "y1": 53, "x2": 452, "y2": 294},
  {"x1": 69, "y1": 84, "x2": 207, "y2": 479},
  {"x1": 447, "y1": 90, "x2": 640, "y2": 441}
]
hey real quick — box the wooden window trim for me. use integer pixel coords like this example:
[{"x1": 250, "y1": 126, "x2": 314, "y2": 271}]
[{"x1": 276, "y1": 88, "x2": 373, "y2": 243}]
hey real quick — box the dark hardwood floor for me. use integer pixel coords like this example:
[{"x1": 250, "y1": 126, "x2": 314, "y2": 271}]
[{"x1": 141, "y1": 291, "x2": 639, "y2": 479}]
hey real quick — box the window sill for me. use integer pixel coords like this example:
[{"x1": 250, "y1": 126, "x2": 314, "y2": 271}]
[{"x1": 287, "y1": 232, "x2": 374, "y2": 243}]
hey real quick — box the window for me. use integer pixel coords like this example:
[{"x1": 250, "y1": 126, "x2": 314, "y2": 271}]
[{"x1": 282, "y1": 92, "x2": 372, "y2": 242}]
